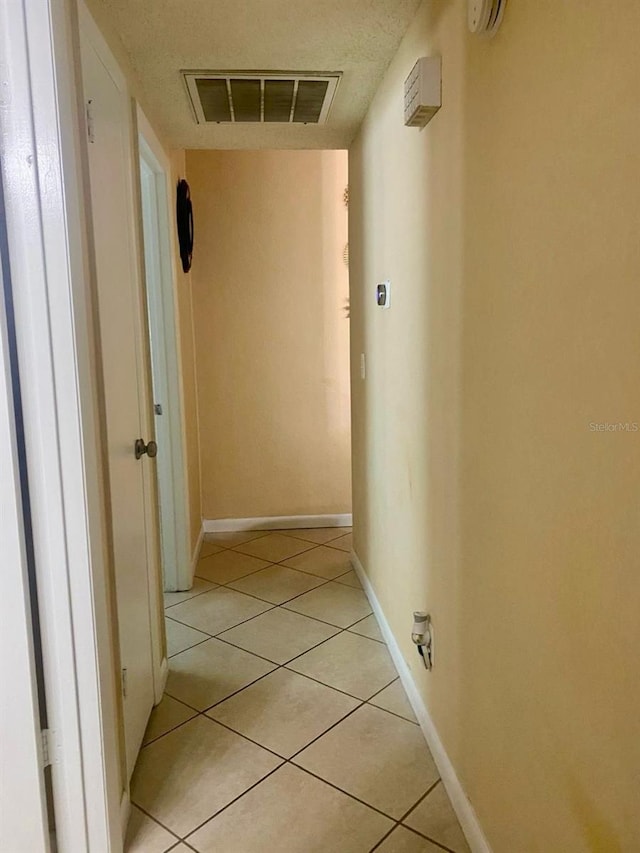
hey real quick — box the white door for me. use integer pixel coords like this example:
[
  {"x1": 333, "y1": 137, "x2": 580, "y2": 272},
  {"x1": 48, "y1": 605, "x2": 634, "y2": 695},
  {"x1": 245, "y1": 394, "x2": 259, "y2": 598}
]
[
  {"x1": 138, "y1": 131, "x2": 191, "y2": 593},
  {"x1": 80, "y1": 24, "x2": 156, "y2": 775}
]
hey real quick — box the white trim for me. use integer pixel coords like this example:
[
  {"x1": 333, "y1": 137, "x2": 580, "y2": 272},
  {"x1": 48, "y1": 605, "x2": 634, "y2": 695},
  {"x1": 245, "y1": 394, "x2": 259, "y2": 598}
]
[
  {"x1": 191, "y1": 523, "x2": 205, "y2": 576},
  {"x1": 120, "y1": 789, "x2": 131, "y2": 839},
  {"x1": 203, "y1": 513, "x2": 353, "y2": 533},
  {"x1": 0, "y1": 0, "x2": 124, "y2": 847},
  {"x1": 0, "y1": 203, "x2": 51, "y2": 850},
  {"x1": 137, "y1": 105, "x2": 192, "y2": 593},
  {"x1": 350, "y1": 550, "x2": 493, "y2": 853},
  {"x1": 156, "y1": 656, "x2": 169, "y2": 704}
]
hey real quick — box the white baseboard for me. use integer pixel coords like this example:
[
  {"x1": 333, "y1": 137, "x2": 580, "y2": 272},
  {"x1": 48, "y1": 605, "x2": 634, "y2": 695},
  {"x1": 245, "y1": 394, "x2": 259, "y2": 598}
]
[
  {"x1": 203, "y1": 513, "x2": 352, "y2": 533},
  {"x1": 350, "y1": 551, "x2": 492, "y2": 853},
  {"x1": 191, "y1": 523, "x2": 204, "y2": 576}
]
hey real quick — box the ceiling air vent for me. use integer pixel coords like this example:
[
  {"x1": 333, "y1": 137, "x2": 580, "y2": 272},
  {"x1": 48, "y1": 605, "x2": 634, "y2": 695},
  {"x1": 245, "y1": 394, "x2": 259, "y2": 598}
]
[{"x1": 182, "y1": 71, "x2": 341, "y2": 125}]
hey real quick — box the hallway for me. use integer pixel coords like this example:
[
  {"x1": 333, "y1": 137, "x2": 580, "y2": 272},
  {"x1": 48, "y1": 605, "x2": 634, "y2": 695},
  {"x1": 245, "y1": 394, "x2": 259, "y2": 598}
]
[{"x1": 126, "y1": 529, "x2": 469, "y2": 852}]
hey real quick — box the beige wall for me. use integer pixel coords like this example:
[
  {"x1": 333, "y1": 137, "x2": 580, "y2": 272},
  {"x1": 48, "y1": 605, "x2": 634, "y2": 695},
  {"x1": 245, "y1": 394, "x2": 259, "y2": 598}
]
[
  {"x1": 170, "y1": 150, "x2": 202, "y2": 555},
  {"x1": 186, "y1": 150, "x2": 351, "y2": 520},
  {"x1": 350, "y1": 2, "x2": 640, "y2": 851}
]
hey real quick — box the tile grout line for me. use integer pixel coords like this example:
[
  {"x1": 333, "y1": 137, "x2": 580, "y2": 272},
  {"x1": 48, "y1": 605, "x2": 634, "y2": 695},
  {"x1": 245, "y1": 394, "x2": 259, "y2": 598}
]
[
  {"x1": 166, "y1": 564, "x2": 372, "y2": 645},
  {"x1": 157, "y1": 599, "x2": 404, "y2": 736},
  {"x1": 141, "y1": 660, "x2": 432, "y2": 841},
  {"x1": 148, "y1": 534, "x2": 440, "y2": 848},
  {"x1": 128, "y1": 801, "x2": 183, "y2": 847},
  {"x1": 162, "y1": 598, "x2": 404, "y2": 726},
  {"x1": 366, "y1": 777, "x2": 447, "y2": 852},
  {"x1": 195, "y1": 560, "x2": 354, "y2": 596},
  {"x1": 181, "y1": 763, "x2": 285, "y2": 843}
]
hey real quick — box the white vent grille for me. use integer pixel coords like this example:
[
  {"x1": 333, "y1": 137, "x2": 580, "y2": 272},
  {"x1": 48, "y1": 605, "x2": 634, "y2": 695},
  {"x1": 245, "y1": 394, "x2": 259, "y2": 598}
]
[{"x1": 183, "y1": 71, "x2": 341, "y2": 125}]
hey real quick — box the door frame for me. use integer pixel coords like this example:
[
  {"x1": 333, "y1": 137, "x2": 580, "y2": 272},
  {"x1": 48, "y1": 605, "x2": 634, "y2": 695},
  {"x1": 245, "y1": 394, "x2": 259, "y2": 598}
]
[
  {"x1": 0, "y1": 0, "x2": 124, "y2": 848},
  {"x1": 137, "y1": 107, "x2": 192, "y2": 592},
  {"x1": 0, "y1": 185, "x2": 51, "y2": 852}
]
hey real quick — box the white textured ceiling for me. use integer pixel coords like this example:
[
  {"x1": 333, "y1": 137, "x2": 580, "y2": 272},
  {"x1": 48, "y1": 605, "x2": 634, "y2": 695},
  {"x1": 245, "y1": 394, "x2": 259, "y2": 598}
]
[{"x1": 88, "y1": 0, "x2": 422, "y2": 149}]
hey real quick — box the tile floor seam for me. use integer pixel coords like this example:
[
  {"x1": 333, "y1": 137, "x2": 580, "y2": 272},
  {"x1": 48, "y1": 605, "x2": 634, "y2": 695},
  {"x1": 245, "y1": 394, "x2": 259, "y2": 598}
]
[
  {"x1": 144, "y1": 659, "x2": 449, "y2": 840},
  {"x1": 200, "y1": 650, "x2": 363, "y2": 709},
  {"x1": 368, "y1": 821, "x2": 454, "y2": 853},
  {"x1": 347, "y1": 613, "x2": 387, "y2": 643},
  {"x1": 280, "y1": 681, "x2": 414, "y2": 765},
  {"x1": 141, "y1": 707, "x2": 199, "y2": 747},
  {"x1": 164, "y1": 586, "x2": 217, "y2": 609},
  {"x1": 224, "y1": 576, "x2": 334, "y2": 606},
  {"x1": 397, "y1": 779, "x2": 463, "y2": 853},
  {"x1": 192, "y1": 555, "x2": 363, "y2": 612},
  {"x1": 282, "y1": 663, "x2": 398, "y2": 703},
  {"x1": 271, "y1": 561, "x2": 353, "y2": 580},
  {"x1": 214, "y1": 606, "x2": 343, "y2": 650},
  {"x1": 155, "y1": 553, "x2": 449, "y2": 852},
  {"x1": 205, "y1": 568, "x2": 336, "y2": 607},
  {"x1": 164, "y1": 628, "x2": 397, "y2": 730},
  {"x1": 232, "y1": 536, "x2": 319, "y2": 552},
  {"x1": 230, "y1": 539, "x2": 319, "y2": 562},
  {"x1": 285, "y1": 699, "x2": 367, "y2": 761},
  {"x1": 396, "y1": 778, "x2": 442, "y2": 824},
  {"x1": 165, "y1": 614, "x2": 213, "y2": 633},
  {"x1": 128, "y1": 801, "x2": 182, "y2": 845},
  {"x1": 167, "y1": 636, "x2": 212, "y2": 659},
  {"x1": 280, "y1": 599, "x2": 371, "y2": 630},
  {"x1": 368, "y1": 822, "x2": 399, "y2": 851},
  {"x1": 133, "y1": 721, "x2": 287, "y2": 843},
  {"x1": 178, "y1": 752, "x2": 399, "y2": 847},
  {"x1": 212, "y1": 634, "x2": 291, "y2": 667},
  {"x1": 167, "y1": 607, "x2": 392, "y2": 713},
  {"x1": 399, "y1": 827, "x2": 459, "y2": 853},
  {"x1": 204, "y1": 715, "x2": 290, "y2": 761},
  {"x1": 365, "y1": 781, "x2": 463, "y2": 853},
  {"x1": 228, "y1": 566, "x2": 335, "y2": 597},
  {"x1": 181, "y1": 763, "x2": 284, "y2": 843},
  {"x1": 290, "y1": 763, "x2": 440, "y2": 843},
  {"x1": 196, "y1": 666, "x2": 279, "y2": 713},
  {"x1": 178, "y1": 601, "x2": 281, "y2": 636},
  {"x1": 325, "y1": 544, "x2": 352, "y2": 554},
  {"x1": 212, "y1": 621, "x2": 343, "y2": 667},
  {"x1": 166, "y1": 676, "x2": 368, "y2": 761},
  {"x1": 206, "y1": 574, "x2": 370, "y2": 628},
  {"x1": 365, "y1": 696, "x2": 421, "y2": 726},
  {"x1": 289, "y1": 762, "x2": 405, "y2": 825},
  {"x1": 193, "y1": 562, "x2": 273, "y2": 586},
  {"x1": 233, "y1": 539, "x2": 353, "y2": 570},
  {"x1": 162, "y1": 659, "x2": 278, "y2": 714}
]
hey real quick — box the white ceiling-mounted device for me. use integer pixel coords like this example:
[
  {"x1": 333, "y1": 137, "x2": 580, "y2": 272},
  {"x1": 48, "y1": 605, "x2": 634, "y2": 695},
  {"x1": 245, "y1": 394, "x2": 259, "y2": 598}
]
[
  {"x1": 468, "y1": 0, "x2": 507, "y2": 37},
  {"x1": 182, "y1": 70, "x2": 341, "y2": 125},
  {"x1": 404, "y1": 57, "x2": 441, "y2": 129}
]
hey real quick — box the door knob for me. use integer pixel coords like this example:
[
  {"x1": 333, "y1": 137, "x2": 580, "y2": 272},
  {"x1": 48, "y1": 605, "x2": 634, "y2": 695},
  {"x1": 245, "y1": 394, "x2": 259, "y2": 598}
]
[{"x1": 134, "y1": 438, "x2": 158, "y2": 460}]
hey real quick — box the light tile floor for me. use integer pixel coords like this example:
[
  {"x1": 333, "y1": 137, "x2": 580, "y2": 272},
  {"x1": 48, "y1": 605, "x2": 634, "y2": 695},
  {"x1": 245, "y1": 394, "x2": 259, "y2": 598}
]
[{"x1": 126, "y1": 528, "x2": 470, "y2": 853}]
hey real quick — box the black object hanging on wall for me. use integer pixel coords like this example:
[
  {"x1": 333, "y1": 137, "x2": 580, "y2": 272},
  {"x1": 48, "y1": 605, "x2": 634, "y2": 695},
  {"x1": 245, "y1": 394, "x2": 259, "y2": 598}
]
[{"x1": 176, "y1": 178, "x2": 193, "y2": 273}]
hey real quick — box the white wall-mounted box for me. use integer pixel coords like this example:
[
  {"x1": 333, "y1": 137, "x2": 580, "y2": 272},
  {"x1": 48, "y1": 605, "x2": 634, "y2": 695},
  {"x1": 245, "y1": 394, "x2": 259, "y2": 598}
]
[{"x1": 404, "y1": 57, "x2": 442, "y2": 128}]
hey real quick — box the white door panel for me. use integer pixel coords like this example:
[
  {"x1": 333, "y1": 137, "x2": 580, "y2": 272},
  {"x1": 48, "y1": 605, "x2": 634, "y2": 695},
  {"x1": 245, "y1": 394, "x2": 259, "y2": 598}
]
[
  {"x1": 80, "y1": 31, "x2": 155, "y2": 776},
  {"x1": 139, "y1": 143, "x2": 191, "y2": 593}
]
